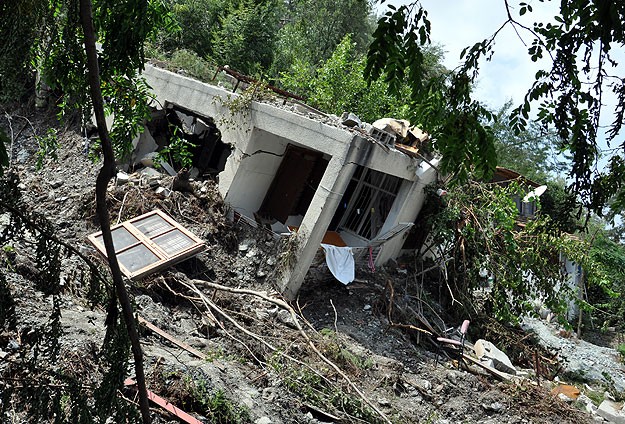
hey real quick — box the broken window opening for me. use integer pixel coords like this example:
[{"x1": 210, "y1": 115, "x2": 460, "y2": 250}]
[
  {"x1": 137, "y1": 104, "x2": 232, "y2": 179},
  {"x1": 88, "y1": 210, "x2": 205, "y2": 280},
  {"x1": 256, "y1": 144, "x2": 329, "y2": 227},
  {"x1": 165, "y1": 105, "x2": 232, "y2": 178},
  {"x1": 333, "y1": 166, "x2": 402, "y2": 240}
]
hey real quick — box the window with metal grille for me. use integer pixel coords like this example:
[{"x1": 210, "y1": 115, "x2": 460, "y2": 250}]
[
  {"x1": 88, "y1": 210, "x2": 205, "y2": 280},
  {"x1": 338, "y1": 167, "x2": 403, "y2": 240}
]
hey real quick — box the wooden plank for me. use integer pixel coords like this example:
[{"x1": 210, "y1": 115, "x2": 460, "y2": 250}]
[
  {"x1": 124, "y1": 378, "x2": 204, "y2": 424},
  {"x1": 462, "y1": 353, "x2": 513, "y2": 381},
  {"x1": 138, "y1": 315, "x2": 208, "y2": 360}
]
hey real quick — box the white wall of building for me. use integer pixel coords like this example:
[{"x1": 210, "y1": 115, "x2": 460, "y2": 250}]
[{"x1": 142, "y1": 64, "x2": 436, "y2": 298}]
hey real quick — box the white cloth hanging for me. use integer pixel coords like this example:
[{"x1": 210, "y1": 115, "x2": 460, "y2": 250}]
[{"x1": 321, "y1": 243, "x2": 355, "y2": 285}]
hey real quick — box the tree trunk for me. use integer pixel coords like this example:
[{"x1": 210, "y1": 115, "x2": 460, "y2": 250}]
[{"x1": 78, "y1": 0, "x2": 151, "y2": 422}]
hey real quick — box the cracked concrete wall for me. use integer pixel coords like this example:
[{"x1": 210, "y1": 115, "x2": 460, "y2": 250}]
[{"x1": 142, "y1": 64, "x2": 437, "y2": 297}]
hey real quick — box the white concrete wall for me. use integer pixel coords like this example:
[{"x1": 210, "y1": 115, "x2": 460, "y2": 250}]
[
  {"x1": 226, "y1": 128, "x2": 290, "y2": 218},
  {"x1": 142, "y1": 64, "x2": 435, "y2": 297}
]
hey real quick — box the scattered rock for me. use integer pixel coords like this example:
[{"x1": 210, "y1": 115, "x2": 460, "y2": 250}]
[
  {"x1": 597, "y1": 400, "x2": 625, "y2": 424},
  {"x1": 155, "y1": 186, "x2": 171, "y2": 198},
  {"x1": 116, "y1": 171, "x2": 129, "y2": 185}
]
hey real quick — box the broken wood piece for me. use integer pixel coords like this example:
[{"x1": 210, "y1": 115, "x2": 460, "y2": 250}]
[
  {"x1": 304, "y1": 403, "x2": 341, "y2": 422},
  {"x1": 124, "y1": 378, "x2": 204, "y2": 424},
  {"x1": 138, "y1": 315, "x2": 208, "y2": 360},
  {"x1": 462, "y1": 353, "x2": 513, "y2": 381}
]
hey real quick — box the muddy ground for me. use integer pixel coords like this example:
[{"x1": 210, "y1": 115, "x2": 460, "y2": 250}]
[{"x1": 0, "y1": 106, "x2": 614, "y2": 423}]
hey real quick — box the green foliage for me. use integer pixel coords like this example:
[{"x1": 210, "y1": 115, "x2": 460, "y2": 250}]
[
  {"x1": 156, "y1": 0, "x2": 221, "y2": 57},
  {"x1": 101, "y1": 74, "x2": 154, "y2": 160},
  {"x1": 169, "y1": 371, "x2": 250, "y2": 423},
  {"x1": 370, "y1": 1, "x2": 625, "y2": 214},
  {"x1": 35, "y1": 128, "x2": 59, "y2": 170},
  {"x1": 426, "y1": 181, "x2": 579, "y2": 323},
  {"x1": 269, "y1": 354, "x2": 383, "y2": 423},
  {"x1": 0, "y1": 0, "x2": 52, "y2": 102},
  {"x1": 618, "y1": 344, "x2": 625, "y2": 363},
  {"x1": 271, "y1": 0, "x2": 374, "y2": 75},
  {"x1": 158, "y1": 126, "x2": 196, "y2": 169},
  {"x1": 280, "y1": 35, "x2": 406, "y2": 122},
  {"x1": 366, "y1": 3, "x2": 496, "y2": 182},
  {"x1": 584, "y1": 230, "x2": 625, "y2": 329},
  {"x1": 539, "y1": 179, "x2": 582, "y2": 234},
  {"x1": 210, "y1": 0, "x2": 282, "y2": 76},
  {"x1": 492, "y1": 101, "x2": 566, "y2": 182},
  {"x1": 0, "y1": 173, "x2": 135, "y2": 421}
]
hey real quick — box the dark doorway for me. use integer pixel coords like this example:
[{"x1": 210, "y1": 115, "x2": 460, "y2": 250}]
[{"x1": 257, "y1": 144, "x2": 328, "y2": 223}]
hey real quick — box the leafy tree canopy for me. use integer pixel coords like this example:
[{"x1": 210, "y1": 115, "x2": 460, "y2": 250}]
[{"x1": 368, "y1": 0, "x2": 625, "y2": 215}]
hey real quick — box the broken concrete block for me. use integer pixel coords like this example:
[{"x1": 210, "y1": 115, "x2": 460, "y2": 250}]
[
  {"x1": 597, "y1": 400, "x2": 625, "y2": 424},
  {"x1": 140, "y1": 152, "x2": 159, "y2": 167},
  {"x1": 154, "y1": 187, "x2": 171, "y2": 198},
  {"x1": 474, "y1": 339, "x2": 517, "y2": 375},
  {"x1": 341, "y1": 112, "x2": 362, "y2": 128},
  {"x1": 116, "y1": 171, "x2": 130, "y2": 185},
  {"x1": 138, "y1": 167, "x2": 162, "y2": 179}
]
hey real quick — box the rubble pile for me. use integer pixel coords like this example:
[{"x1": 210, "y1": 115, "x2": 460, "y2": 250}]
[{"x1": 1, "y1": 108, "x2": 620, "y2": 423}]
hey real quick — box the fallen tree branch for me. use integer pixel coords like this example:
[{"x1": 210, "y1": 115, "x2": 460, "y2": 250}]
[{"x1": 186, "y1": 278, "x2": 392, "y2": 424}]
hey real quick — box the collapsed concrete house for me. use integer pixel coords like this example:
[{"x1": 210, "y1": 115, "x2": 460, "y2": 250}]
[{"x1": 140, "y1": 64, "x2": 439, "y2": 298}]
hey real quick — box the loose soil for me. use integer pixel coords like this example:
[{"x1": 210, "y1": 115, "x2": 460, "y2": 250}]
[{"x1": 0, "y1": 105, "x2": 613, "y2": 424}]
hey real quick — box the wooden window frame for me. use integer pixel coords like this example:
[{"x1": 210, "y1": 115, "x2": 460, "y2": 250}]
[{"x1": 88, "y1": 209, "x2": 205, "y2": 280}]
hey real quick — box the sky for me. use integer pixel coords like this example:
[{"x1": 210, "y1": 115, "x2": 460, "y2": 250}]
[
  {"x1": 375, "y1": 0, "x2": 624, "y2": 176},
  {"x1": 377, "y1": 0, "x2": 558, "y2": 109}
]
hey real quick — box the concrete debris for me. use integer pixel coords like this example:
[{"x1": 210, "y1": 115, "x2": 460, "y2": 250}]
[
  {"x1": 138, "y1": 166, "x2": 163, "y2": 180},
  {"x1": 482, "y1": 401, "x2": 505, "y2": 412},
  {"x1": 597, "y1": 400, "x2": 625, "y2": 424},
  {"x1": 155, "y1": 186, "x2": 171, "y2": 198},
  {"x1": 341, "y1": 112, "x2": 362, "y2": 128},
  {"x1": 577, "y1": 394, "x2": 597, "y2": 414},
  {"x1": 116, "y1": 171, "x2": 130, "y2": 185},
  {"x1": 474, "y1": 339, "x2": 517, "y2": 375}
]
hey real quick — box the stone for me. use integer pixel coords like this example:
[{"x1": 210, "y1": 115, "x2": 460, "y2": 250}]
[
  {"x1": 363, "y1": 304, "x2": 372, "y2": 311},
  {"x1": 597, "y1": 400, "x2": 625, "y2": 424},
  {"x1": 116, "y1": 172, "x2": 130, "y2": 185},
  {"x1": 378, "y1": 397, "x2": 391, "y2": 406},
  {"x1": 483, "y1": 401, "x2": 505, "y2": 412},
  {"x1": 255, "y1": 417, "x2": 272, "y2": 424},
  {"x1": 155, "y1": 187, "x2": 171, "y2": 198},
  {"x1": 51, "y1": 180, "x2": 63, "y2": 188},
  {"x1": 277, "y1": 309, "x2": 295, "y2": 327},
  {"x1": 140, "y1": 152, "x2": 159, "y2": 167},
  {"x1": 474, "y1": 339, "x2": 517, "y2": 375}
]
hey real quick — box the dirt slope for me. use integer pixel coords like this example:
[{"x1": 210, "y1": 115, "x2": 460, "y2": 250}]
[{"x1": 0, "y1": 107, "x2": 595, "y2": 423}]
